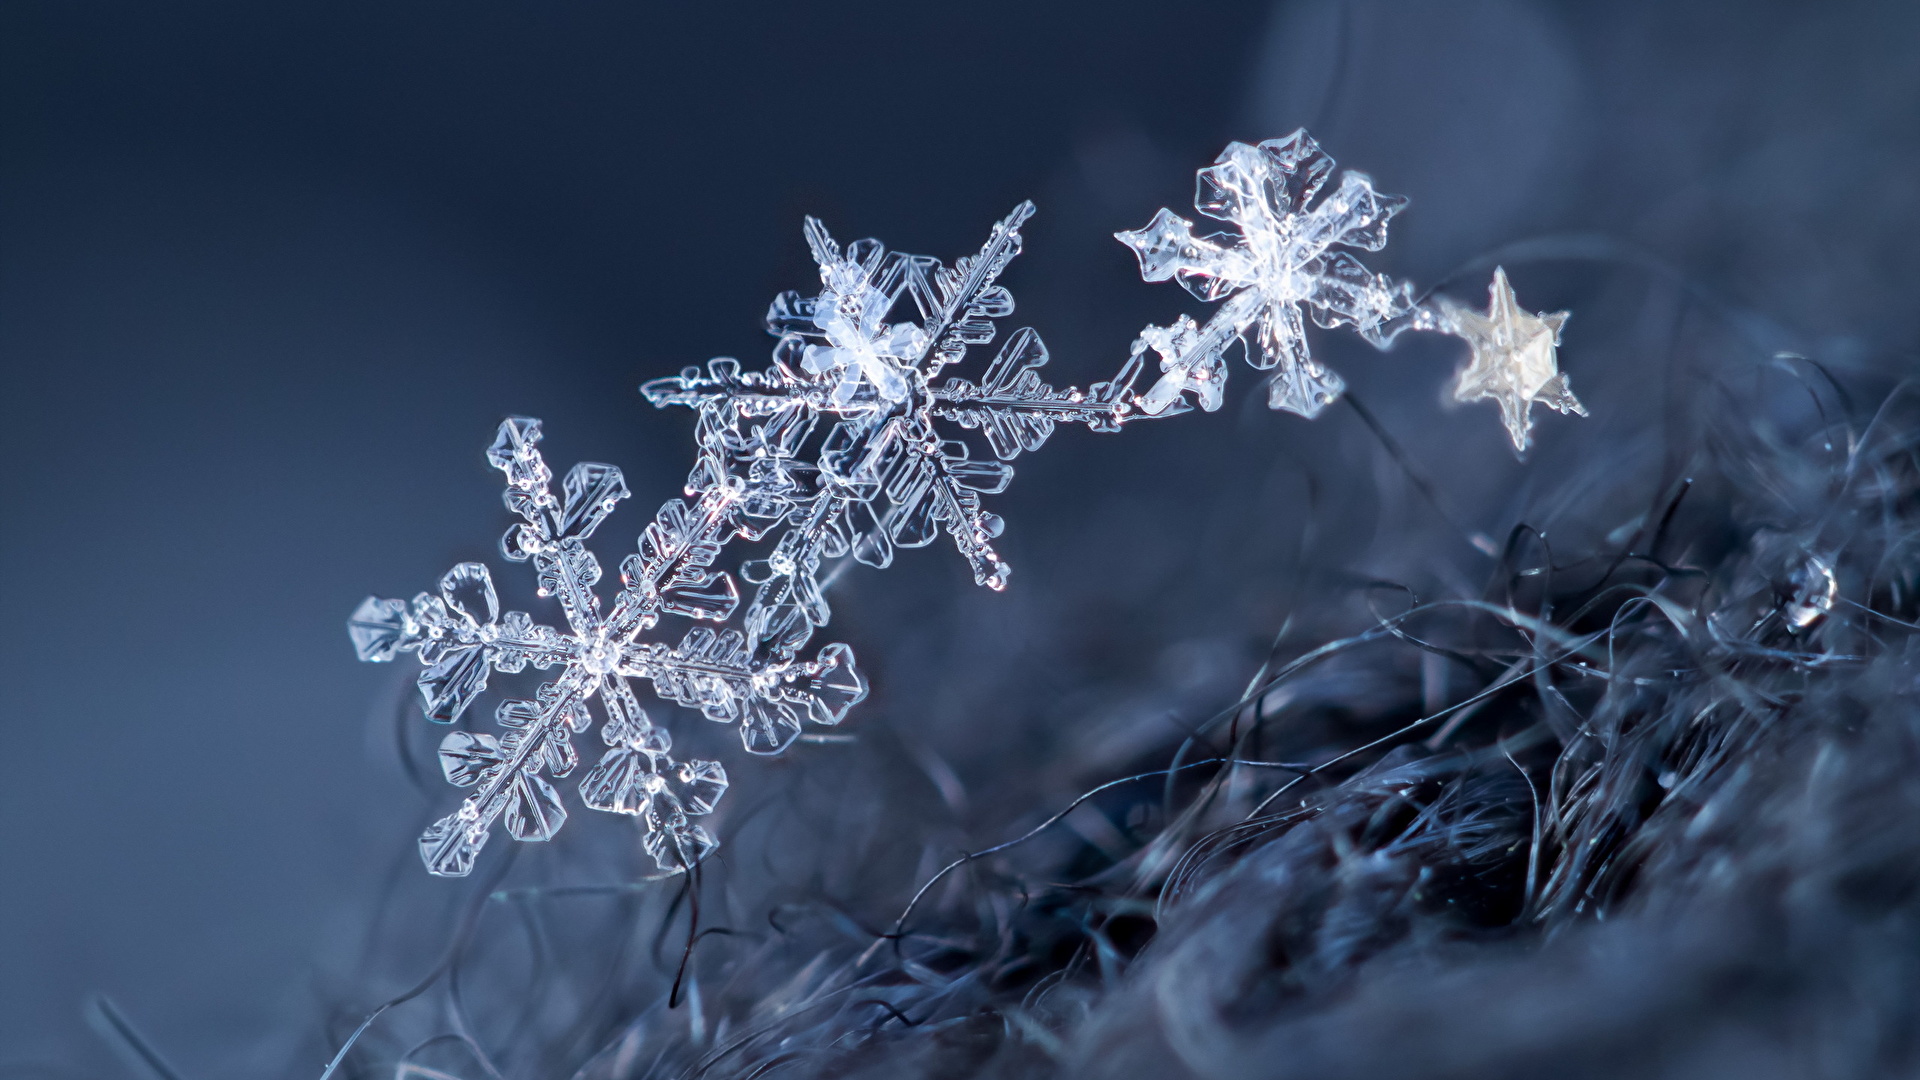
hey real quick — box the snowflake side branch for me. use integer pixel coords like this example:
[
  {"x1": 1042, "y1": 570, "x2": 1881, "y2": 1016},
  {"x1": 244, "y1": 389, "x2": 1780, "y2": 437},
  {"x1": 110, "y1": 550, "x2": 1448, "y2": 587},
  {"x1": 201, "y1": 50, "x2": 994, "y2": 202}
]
[
  {"x1": 910, "y1": 201, "x2": 1034, "y2": 375},
  {"x1": 418, "y1": 674, "x2": 590, "y2": 876},
  {"x1": 932, "y1": 325, "x2": 1184, "y2": 457}
]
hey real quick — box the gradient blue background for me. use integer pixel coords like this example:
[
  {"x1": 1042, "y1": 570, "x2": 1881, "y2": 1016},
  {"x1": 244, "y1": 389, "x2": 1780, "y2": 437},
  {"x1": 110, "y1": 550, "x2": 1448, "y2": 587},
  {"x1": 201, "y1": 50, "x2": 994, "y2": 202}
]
[{"x1": 3, "y1": 1, "x2": 1916, "y2": 1074}]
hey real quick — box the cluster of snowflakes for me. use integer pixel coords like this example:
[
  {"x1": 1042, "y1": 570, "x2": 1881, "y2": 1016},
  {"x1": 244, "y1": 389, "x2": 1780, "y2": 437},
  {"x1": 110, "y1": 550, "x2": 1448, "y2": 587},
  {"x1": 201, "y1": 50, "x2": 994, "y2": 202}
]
[
  {"x1": 1117, "y1": 130, "x2": 1584, "y2": 447},
  {"x1": 349, "y1": 129, "x2": 1586, "y2": 877}
]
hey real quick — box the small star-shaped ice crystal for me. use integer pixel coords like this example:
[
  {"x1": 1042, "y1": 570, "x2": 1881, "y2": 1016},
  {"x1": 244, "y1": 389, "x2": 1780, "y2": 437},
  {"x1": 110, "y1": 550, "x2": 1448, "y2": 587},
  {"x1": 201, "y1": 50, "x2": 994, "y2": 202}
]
[
  {"x1": 792, "y1": 217, "x2": 923, "y2": 410},
  {"x1": 1443, "y1": 267, "x2": 1586, "y2": 453}
]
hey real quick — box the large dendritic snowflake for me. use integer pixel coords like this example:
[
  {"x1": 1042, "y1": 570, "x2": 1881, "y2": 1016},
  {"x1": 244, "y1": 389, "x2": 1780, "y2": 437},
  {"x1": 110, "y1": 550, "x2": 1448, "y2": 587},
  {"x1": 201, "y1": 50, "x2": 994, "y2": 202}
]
[
  {"x1": 349, "y1": 418, "x2": 865, "y2": 876},
  {"x1": 642, "y1": 201, "x2": 1176, "y2": 606}
]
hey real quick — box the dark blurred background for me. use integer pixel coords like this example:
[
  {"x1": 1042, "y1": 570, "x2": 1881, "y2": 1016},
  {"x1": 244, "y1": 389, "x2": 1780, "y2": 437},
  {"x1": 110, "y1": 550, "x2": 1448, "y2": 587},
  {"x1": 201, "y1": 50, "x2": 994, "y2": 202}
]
[{"x1": 2, "y1": 1, "x2": 1916, "y2": 1075}]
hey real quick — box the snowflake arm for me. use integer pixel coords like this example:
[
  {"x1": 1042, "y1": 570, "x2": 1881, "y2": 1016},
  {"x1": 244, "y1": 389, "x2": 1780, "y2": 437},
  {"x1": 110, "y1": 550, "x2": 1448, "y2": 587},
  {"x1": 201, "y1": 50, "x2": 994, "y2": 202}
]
[
  {"x1": 609, "y1": 489, "x2": 743, "y2": 631},
  {"x1": 904, "y1": 201, "x2": 1033, "y2": 375},
  {"x1": 1116, "y1": 130, "x2": 1415, "y2": 418},
  {"x1": 629, "y1": 629, "x2": 865, "y2": 753},
  {"x1": 932, "y1": 325, "x2": 1181, "y2": 454}
]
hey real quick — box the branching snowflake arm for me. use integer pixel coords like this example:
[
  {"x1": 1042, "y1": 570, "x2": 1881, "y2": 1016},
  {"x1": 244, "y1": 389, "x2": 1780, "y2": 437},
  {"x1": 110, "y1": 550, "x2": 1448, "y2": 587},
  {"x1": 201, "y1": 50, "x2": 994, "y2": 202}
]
[
  {"x1": 932, "y1": 325, "x2": 1179, "y2": 455},
  {"x1": 642, "y1": 362, "x2": 847, "y2": 661},
  {"x1": 607, "y1": 487, "x2": 742, "y2": 632},
  {"x1": 1117, "y1": 130, "x2": 1414, "y2": 418}
]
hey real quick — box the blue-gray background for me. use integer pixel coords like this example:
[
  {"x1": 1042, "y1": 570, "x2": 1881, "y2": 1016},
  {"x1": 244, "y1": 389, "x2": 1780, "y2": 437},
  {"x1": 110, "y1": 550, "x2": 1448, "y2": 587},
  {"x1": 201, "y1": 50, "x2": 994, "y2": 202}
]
[{"x1": 2, "y1": 1, "x2": 1916, "y2": 1074}]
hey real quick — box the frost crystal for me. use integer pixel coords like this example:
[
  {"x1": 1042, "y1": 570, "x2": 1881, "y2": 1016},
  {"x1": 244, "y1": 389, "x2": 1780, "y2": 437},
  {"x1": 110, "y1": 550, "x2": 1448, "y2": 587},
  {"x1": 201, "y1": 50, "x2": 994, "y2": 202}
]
[
  {"x1": 1438, "y1": 267, "x2": 1585, "y2": 453},
  {"x1": 642, "y1": 200, "x2": 1175, "y2": 619},
  {"x1": 1117, "y1": 129, "x2": 1413, "y2": 418},
  {"x1": 349, "y1": 417, "x2": 866, "y2": 876}
]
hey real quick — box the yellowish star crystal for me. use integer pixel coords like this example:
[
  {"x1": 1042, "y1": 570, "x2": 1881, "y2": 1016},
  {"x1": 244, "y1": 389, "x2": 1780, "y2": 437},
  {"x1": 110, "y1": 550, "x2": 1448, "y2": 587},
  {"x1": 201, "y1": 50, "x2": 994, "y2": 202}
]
[{"x1": 1443, "y1": 267, "x2": 1586, "y2": 453}]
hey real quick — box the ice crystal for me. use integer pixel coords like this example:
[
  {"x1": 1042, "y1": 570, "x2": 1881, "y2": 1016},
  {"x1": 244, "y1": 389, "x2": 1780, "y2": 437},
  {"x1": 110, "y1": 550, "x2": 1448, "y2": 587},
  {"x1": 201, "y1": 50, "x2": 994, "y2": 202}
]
[
  {"x1": 642, "y1": 201, "x2": 1176, "y2": 657},
  {"x1": 1437, "y1": 267, "x2": 1585, "y2": 453},
  {"x1": 349, "y1": 417, "x2": 866, "y2": 876},
  {"x1": 1117, "y1": 129, "x2": 1414, "y2": 418},
  {"x1": 347, "y1": 137, "x2": 1586, "y2": 879}
]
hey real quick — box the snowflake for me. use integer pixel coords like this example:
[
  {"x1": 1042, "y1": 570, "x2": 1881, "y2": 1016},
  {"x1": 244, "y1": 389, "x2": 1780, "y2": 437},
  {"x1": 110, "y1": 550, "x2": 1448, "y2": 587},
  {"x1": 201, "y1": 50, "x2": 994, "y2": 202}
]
[
  {"x1": 348, "y1": 417, "x2": 866, "y2": 876},
  {"x1": 642, "y1": 201, "x2": 1178, "y2": 669},
  {"x1": 1117, "y1": 129, "x2": 1414, "y2": 418},
  {"x1": 793, "y1": 216, "x2": 925, "y2": 410},
  {"x1": 1438, "y1": 267, "x2": 1585, "y2": 453}
]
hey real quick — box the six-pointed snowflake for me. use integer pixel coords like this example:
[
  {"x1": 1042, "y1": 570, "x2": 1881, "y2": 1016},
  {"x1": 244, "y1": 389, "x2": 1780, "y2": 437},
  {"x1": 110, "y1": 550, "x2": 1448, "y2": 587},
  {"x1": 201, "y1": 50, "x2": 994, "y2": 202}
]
[
  {"x1": 1117, "y1": 129, "x2": 1414, "y2": 418},
  {"x1": 642, "y1": 200, "x2": 1177, "y2": 670},
  {"x1": 350, "y1": 417, "x2": 865, "y2": 876}
]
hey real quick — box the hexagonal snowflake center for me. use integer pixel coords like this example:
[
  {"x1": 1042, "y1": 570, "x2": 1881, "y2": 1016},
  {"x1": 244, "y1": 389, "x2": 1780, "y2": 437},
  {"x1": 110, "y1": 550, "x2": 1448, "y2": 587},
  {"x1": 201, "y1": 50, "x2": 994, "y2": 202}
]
[{"x1": 580, "y1": 633, "x2": 620, "y2": 676}]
